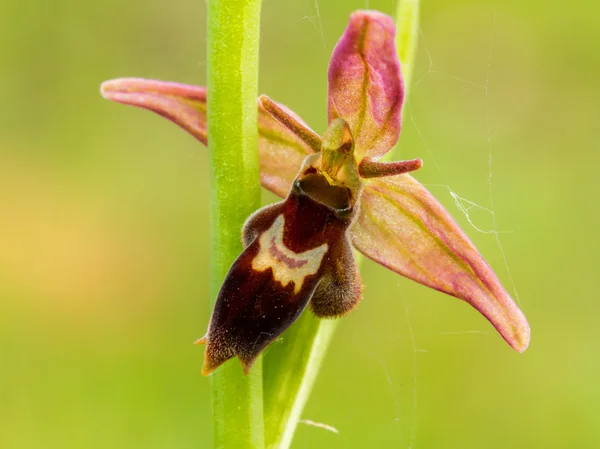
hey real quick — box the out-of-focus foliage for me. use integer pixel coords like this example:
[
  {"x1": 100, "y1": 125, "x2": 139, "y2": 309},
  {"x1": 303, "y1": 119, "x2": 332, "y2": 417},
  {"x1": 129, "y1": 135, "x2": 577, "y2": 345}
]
[{"x1": 1, "y1": 0, "x2": 598, "y2": 448}]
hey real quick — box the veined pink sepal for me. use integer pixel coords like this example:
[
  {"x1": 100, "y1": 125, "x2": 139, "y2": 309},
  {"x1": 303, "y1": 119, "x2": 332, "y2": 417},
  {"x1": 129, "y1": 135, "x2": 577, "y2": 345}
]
[
  {"x1": 101, "y1": 78, "x2": 208, "y2": 144},
  {"x1": 100, "y1": 78, "x2": 309, "y2": 198},
  {"x1": 328, "y1": 11, "x2": 404, "y2": 160},
  {"x1": 353, "y1": 175, "x2": 530, "y2": 352}
]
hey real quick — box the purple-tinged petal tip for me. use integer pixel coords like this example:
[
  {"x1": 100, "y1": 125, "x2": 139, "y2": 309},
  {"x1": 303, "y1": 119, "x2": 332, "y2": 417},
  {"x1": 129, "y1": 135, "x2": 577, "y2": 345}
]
[
  {"x1": 100, "y1": 78, "x2": 208, "y2": 144},
  {"x1": 100, "y1": 78, "x2": 315, "y2": 198}
]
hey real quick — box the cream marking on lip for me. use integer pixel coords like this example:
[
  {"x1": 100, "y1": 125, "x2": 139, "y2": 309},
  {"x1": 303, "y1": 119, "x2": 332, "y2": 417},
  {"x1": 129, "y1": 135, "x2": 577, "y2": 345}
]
[{"x1": 252, "y1": 215, "x2": 328, "y2": 294}]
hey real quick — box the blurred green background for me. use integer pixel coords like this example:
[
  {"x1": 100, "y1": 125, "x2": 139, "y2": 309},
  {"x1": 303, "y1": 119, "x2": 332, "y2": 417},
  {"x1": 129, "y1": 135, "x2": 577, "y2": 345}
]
[{"x1": 1, "y1": 0, "x2": 598, "y2": 447}]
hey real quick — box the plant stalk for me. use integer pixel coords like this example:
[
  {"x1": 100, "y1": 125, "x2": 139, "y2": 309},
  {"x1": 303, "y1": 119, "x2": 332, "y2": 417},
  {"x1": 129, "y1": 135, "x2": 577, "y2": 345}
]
[
  {"x1": 263, "y1": 313, "x2": 338, "y2": 448},
  {"x1": 395, "y1": 0, "x2": 420, "y2": 102},
  {"x1": 207, "y1": 0, "x2": 264, "y2": 448}
]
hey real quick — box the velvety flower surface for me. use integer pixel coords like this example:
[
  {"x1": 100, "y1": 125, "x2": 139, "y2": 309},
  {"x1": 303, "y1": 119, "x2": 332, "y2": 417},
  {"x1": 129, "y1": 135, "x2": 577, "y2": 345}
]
[{"x1": 101, "y1": 10, "x2": 530, "y2": 374}]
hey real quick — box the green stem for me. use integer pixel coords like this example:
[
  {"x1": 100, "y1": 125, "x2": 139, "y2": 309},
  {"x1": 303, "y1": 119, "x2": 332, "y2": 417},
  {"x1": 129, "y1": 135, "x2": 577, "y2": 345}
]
[
  {"x1": 386, "y1": 0, "x2": 420, "y2": 162},
  {"x1": 263, "y1": 3, "x2": 420, "y2": 448},
  {"x1": 264, "y1": 312, "x2": 338, "y2": 449},
  {"x1": 207, "y1": 1, "x2": 264, "y2": 448},
  {"x1": 395, "y1": 0, "x2": 420, "y2": 103}
]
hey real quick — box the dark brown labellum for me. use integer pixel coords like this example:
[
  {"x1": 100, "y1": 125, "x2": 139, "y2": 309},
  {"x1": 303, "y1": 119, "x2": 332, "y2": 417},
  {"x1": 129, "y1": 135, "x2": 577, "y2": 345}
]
[{"x1": 200, "y1": 169, "x2": 362, "y2": 375}]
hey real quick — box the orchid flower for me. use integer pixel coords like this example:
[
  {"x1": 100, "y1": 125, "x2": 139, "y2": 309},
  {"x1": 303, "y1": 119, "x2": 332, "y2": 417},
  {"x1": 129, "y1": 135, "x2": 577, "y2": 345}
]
[{"x1": 101, "y1": 10, "x2": 530, "y2": 375}]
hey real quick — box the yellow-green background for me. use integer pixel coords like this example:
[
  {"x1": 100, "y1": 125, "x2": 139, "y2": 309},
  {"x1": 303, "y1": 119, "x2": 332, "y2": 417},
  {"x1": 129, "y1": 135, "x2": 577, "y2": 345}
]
[{"x1": 1, "y1": 0, "x2": 597, "y2": 447}]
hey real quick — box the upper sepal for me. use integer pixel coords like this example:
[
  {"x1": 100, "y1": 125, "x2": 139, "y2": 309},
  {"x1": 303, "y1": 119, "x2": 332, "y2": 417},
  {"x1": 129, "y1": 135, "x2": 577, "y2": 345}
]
[
  {"x1": 352, "y1": 175, "x2": 530, "y2": 352},
  {"x1": 328, "y1": 11, "x2": 404, "y2": 160}
]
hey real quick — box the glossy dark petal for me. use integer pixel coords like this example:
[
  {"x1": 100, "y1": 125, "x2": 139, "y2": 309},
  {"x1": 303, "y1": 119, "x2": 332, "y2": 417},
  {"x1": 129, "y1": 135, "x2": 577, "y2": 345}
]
[{"x1": 201, "y1": 184, "x2": 359, "y2": 375}]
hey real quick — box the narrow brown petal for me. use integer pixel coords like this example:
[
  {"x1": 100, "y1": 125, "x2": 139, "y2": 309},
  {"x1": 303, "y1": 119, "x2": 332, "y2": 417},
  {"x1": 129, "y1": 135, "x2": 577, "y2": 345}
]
[
  {"x1": 259, "y1": 95, "x2": 321, "y2": 153},
  {"x1": 257, "y1": 98, "x2": 318, "y2": 197},
  {"x1": 351, "y1": 175, "x2": 530, "y2": 352},
  {"x1": 358, "y1": 157, "x2": 423, "y2": 178},
  {"x1": 328, "y1": 11, "x2": 404, "y2": 160},
  {"x1": 100, "y1": 78, "x2": 313, "y2": 198}
]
